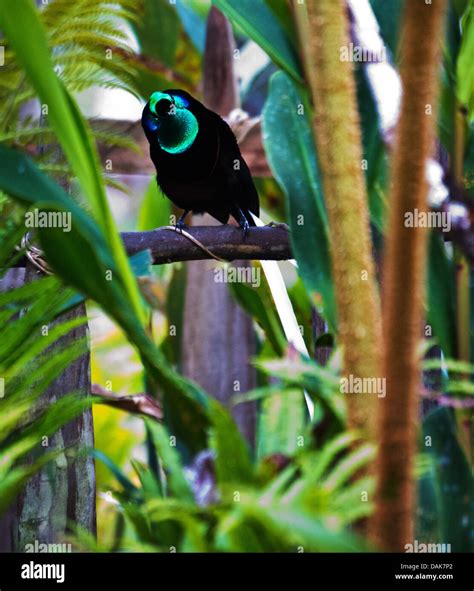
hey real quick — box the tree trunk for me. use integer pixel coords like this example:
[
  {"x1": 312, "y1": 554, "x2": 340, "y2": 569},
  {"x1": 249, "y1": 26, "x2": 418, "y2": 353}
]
[
  {"x1": 182, "y1": 7, "x2": 257, "y2": 446},
  {"x1": 12, "y1": 264, "x2": 96, "y2": 550}
]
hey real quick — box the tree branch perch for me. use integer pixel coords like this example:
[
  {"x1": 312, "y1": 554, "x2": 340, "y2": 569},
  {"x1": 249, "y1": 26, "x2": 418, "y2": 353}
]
[
  {"x1": 11, "y1": 225, "x2": 292, "y2": 268},
  {"x1": 121, "y1": 225, "x2": 292, "y2": 264}
]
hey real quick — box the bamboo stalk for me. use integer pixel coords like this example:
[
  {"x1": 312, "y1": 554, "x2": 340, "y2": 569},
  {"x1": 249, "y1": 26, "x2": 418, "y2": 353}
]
[
  {"x1": 300, "y1": 0, "x2": 382, "y2": 436},
  {"x1": 370, "y1": 0, "x2": 447, "y2": 550}
]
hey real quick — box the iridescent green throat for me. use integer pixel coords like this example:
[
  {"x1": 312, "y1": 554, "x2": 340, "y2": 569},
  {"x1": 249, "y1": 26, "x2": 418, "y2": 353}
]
[{"x1": 148, "y1": 91, "x2": 199, "y2": 154}]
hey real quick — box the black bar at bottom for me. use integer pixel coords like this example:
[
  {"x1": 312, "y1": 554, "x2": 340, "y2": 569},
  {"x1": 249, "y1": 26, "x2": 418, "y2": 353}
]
[{"x1": 0, "y1": 552, "x2": 472, "y2": 588}]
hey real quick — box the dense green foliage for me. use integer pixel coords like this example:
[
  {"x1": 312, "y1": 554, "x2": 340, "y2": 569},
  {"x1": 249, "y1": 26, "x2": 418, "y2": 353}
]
[{"x1": 0, "y1": 0, "x2": 472, "y2": 552}]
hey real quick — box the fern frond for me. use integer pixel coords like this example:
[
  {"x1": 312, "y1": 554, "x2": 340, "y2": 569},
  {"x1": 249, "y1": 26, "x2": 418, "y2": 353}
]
[
  {"x1": 0, "y1": 126, "x2": 51, "y2": 144},
  {"x1": 91, "y1": 127, "x2": 140, "y2": 153},
  {"x1": 37, "y1": 163, "x2": 71, "y2": 176},
  {"x1": 51, "y1": 30, "x2": 132, "y2": 54},
  {"x1": 43, "y1": 6, "x2": 139, "y2": 28},
  {"x1": 54, "y1": 51, "x2": 137, "y2": 91},
  {"x1": 104, "y1": 175, "x2": 131, "y2": 195},
  {"x1": 66, "y1": 77, "x2": 138, "y2": 98}
]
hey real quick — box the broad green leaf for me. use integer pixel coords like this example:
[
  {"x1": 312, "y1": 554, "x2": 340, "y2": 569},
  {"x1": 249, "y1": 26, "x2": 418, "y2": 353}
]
[
  {"x1": 131, "y1": 459, "x2": 163, "y2": 499},
  {"x1": 262, "y1": 72, "x2": 336, "y2": 329},
  {"x1": 354, "y1": 64, "x2": 387, "y2": 231},
  {"x1": 215, "y1": 508, "x2": 289, "y2": 551},
  {"x1": 161, "y1": 264, "x2": 186, "y2": 365},
  {"x1": 369, "y1": 0, "x2": 405, "y2": 58},
  {"x1": 146, "y1": 421, "x2": 194, "y2": 502},
  {"x1": 257, "y1": 389, "x2": 306, "y2": 459},
  {"x1": 209, "y1": 401, "x2": 254, "y2": 487},
  {"x1": 265, "y1": 0, "x2": 298, "y2": 45},
  {"x1": 213, "y1": 0, "x2": 302, "y2": 83},
  {"x1": 457, "y1": 2, "x2": 474, "y2": 112},
  {"x1": 138, "y1": 179, "x2": 171, "y2": 232},
  {"x1": 132, "y1": 0, "x2": 180, "y2": 67},
  {"x1": 144, "y1": 499, "x2": 208, "y2": 551},
  {"x1": 174, "y1": 1, "x2": 207, "y2": 53},
  {"x1": 87, "y1": 449, "x2": 138, "y2": 495},
  {"x1": 230, "y1": 278, "x2": 286, "y2": 356},
  {"x1": 427, "y1": 233, "x2": 456, "y2": 356}
]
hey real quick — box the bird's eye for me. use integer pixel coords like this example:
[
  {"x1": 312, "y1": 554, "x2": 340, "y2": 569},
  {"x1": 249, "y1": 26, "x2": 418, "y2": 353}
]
[{"x1": 154, "y1": 98, "x2": 174, "y2": 116}]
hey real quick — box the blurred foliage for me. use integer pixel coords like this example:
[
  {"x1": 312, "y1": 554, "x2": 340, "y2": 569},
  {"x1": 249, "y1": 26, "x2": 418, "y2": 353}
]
[
  {"x1": 0, "y1": 0, "x2": 472, "y2": 554},
  {"x1": 93, "y1": 416, "x2": 373, "y2": 552},
  {"x1": 0, "y1": 224, "x2": 96, "y2": 516},
  {"x1": 262, "y1": 72, "x2": 336, "y2": 329}
]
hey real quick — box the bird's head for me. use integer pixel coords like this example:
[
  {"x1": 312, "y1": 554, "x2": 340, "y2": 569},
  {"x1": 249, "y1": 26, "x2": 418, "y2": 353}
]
[{"x1": 142, "y1": 90, "x2": 200, "y2": 154}]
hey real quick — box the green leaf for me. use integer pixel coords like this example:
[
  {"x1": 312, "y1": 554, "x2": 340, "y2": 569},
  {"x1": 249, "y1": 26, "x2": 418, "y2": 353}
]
[
  {"x1": 132, "y1": 0, "x2": 180, "y2": 67},
  {"x1": 427, "y1": 233, "x2": 456, "y2": 356},
  {"x1": 264, "y1": 0, "x2": 298, "y2": 46},
  {"x1": 422, "y1": 407, "x2": 472, "y2": 552},
  {"x1": 209, "y1": 401, "x2": 254, "y2": 487},
  {"x1": 262, "y1": 72, "x2": 336, "y2": 329},
  {"x1": 161, "y1": 264, "x2": 186, "y2": 364},
  {"x1": 369, "y1": 0, "x2": 405, "y2": 58},
  {"x1": 88, "y1": 449, "x2": 138, "y2": 495},
  {"x1": 257, "y1": 389, "x2": 306, "y2": 458},
  {"x1": 1, "y1": 394, "x2": 94, "y2": 474},
  {"x1": 137, "y1": 179, "x2": 171, "y2": 232},
  {"x1": 230, "y1": 278, "x2": 286, "y2": 356},
  {"x1": 174, "y1": 1, "x2": 207, "y2": 53},
  {"x1": 213, "y1": 0, "x2": 303, "y2": 83},
  {"x1": 144, "y1": 499, "x2": 208, "y2": 551},
  {"x1": 456, "y1": 2, "x2": 474, "y2": 112},
  {"x1": 0, "y1": 454, "x2": 56, "y2": 516},
  {"x1": 146, "y1": 421, "x2": 194, "y2": 502}
]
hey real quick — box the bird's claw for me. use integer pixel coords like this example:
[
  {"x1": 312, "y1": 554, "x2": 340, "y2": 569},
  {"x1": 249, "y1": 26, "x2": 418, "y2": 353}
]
[
  {"x1": 240, "y1": 218, "x2": 250, "y2": 239},
  {"x1": 175, "y1": 214, "x2": 189, "y2": 233}
]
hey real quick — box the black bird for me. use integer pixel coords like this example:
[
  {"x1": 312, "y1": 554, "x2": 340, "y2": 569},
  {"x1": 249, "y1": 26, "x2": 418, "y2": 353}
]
[{"x1": 141, "y1": 89, "x2": 259, "y2": 234}]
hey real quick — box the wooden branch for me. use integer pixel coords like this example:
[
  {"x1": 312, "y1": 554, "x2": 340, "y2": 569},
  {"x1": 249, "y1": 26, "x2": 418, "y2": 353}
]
[
  {"x1": 10, "y1": 226, "x2": 292, "y2": 268},
  {"x1": 121, "y1": 225, "x2": 292, "y2": 265}
]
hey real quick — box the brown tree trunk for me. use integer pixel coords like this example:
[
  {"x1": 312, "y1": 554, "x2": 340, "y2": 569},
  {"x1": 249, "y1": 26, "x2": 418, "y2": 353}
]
[
  {"x1": 182, "y1": 7, "x2": 257, "y2": 446},
  {"x1": 370, "y1": 0, "x2": 447, "y2": 551},
  {"x1": 12, "y1": 264, "x2": 96, "y2": 550}
]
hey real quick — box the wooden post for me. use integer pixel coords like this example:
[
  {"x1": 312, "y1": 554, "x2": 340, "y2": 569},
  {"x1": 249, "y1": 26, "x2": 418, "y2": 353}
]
[
  {"x1": 10, "y1": 263, "x2": 96, "y2": 551},
  {"x1": 182, "y1": 7, "x2": 257, "y2": 446}
]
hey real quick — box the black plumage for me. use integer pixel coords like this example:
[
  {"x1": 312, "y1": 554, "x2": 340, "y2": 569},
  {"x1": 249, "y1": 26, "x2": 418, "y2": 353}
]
[{"x1": 141, "y1": 89, "x2": 259, "y2": 233}]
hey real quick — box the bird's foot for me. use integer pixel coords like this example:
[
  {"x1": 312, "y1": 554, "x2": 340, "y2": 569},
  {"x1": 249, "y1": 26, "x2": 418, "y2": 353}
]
[
  {"x1": 266, "y1": 221, "x2": 289, "y2": 231},
  {"x1": 175, "y1": 219, "x2": 188, "y2": 233},
  {"x1": 239, "y1": 217, "x2": 250, "y2": 239},
  {"x1": 175, "y1": 211, "x2": 190, "y2": 233}
]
